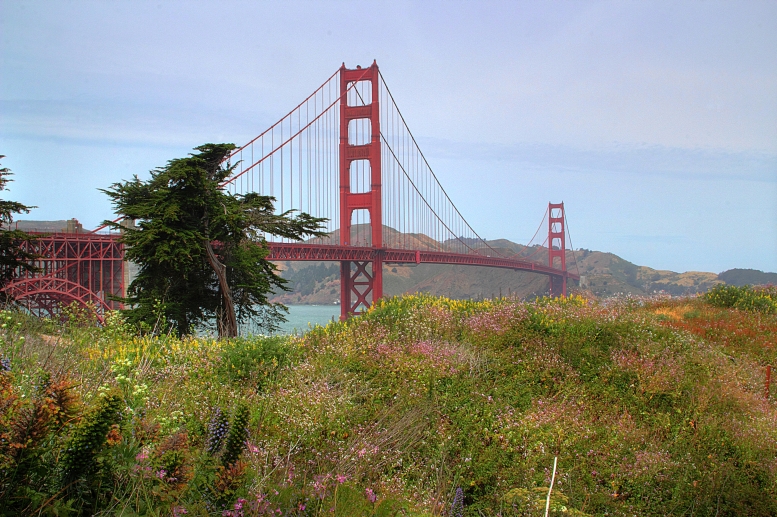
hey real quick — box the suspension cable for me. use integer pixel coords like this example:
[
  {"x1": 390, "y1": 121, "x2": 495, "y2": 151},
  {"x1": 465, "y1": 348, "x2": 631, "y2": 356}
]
[
  {"x1": 506, "y1": 206, "x2": 548, "y2": 260},
  {"x1": 378, "y1": 71, "x2": 505, "y2": 258},
  {"x1": 564, "y1": 210, "x2": 581, "y2": 277},
  {"x1": 379, "y1": 132, "x2": 481, "y2": 254},
  {"x1": 220, "y1": 67, "x2": 371, "y2": 188},
  {"x1": 223, "y1": 68, "x2": 340, "y2": 163}
]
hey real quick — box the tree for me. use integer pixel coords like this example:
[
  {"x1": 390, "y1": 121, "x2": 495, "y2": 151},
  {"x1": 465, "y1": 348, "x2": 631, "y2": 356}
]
[
  {"x1": 0, "y1": 156, "x2": 39, "y2": 294},
  {"x1": 103, "y1": 144, "x2": 325, "y2": 338}
]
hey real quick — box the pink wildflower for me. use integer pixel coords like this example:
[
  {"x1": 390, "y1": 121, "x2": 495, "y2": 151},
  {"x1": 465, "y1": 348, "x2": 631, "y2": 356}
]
[
  {"x1": 313, "y1": 475, "x2": 329, "y2": 499},
  {"x1": 365, "y1": 487, "x2": 377, "y2": 503}
]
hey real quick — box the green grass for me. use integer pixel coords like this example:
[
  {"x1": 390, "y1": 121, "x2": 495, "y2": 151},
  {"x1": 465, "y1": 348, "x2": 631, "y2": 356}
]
[{"x1": 1, "y1": 290, "x2": 776, "y2": 516}]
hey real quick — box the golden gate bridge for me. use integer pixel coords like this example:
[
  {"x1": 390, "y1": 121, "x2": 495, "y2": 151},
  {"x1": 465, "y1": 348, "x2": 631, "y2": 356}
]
[{"x1": 3, "y1": 61, "x2": 579, "y2": 323}]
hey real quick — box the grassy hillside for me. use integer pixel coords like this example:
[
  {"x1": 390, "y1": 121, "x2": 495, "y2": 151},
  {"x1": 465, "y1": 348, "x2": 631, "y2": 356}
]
[
  {"x1": 574, "y1": 250, "x2": 722, "y2": 297},
  {"x1": 2, "y1": 286, "x2": 776, "y2": 515}
]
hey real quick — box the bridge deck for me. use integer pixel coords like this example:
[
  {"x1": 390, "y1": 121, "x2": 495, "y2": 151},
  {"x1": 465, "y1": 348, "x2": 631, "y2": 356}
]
[{"x1": 267, "y1": 243, "x2": 579, "y2": 280}]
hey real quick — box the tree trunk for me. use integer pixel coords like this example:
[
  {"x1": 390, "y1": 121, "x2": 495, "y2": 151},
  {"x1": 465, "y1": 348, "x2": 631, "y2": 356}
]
[{"x1": 204, "y1": 240, "x2": 238, "y2": 338}]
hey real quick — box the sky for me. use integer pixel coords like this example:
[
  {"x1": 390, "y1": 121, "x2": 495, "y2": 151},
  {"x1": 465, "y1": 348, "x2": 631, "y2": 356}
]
[{"x1": 1, "y1": 0, "x2": 775, "y2": 274}]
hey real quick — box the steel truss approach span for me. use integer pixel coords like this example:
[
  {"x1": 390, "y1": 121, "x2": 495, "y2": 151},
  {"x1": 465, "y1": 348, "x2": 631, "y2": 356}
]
[
  {"x1": 4, "y1": 60, "x2": 578, "y2": 323},
  {"x1": 2, "y1": 232, "x2": 124, "y2": 323}
]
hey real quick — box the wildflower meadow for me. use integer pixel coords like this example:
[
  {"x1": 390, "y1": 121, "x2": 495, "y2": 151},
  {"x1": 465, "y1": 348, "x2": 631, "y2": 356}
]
[{"x1": 1, "y1": 287, "x2": 776, "y2": 515}]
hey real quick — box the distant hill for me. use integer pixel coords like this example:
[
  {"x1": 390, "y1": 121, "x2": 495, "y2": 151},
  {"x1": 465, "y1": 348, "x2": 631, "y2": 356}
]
[
  {"x1": 573, "y1": 249, "x2": 721, "y2": 297},
  {"x1": 271, "y1": 230, "x2": 777, "y2": 304},
  {"x1": 718, "y1": 268, "x2": 777, "y2": 286}
]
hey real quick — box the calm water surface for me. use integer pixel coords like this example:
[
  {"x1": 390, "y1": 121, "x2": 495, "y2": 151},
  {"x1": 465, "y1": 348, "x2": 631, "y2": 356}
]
[{"x1": 269, "y1": 305, "x2": 341, "y2": 335}]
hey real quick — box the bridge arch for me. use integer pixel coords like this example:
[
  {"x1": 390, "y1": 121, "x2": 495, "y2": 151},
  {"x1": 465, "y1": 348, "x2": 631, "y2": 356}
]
[{"x1": 3, "y1": 277, "x2": 112, "y2": 323}]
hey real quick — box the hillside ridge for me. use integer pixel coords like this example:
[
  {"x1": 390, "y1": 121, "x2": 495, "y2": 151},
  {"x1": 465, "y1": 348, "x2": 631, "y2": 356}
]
[{"x1": 271, "y1": 235, "x2": 775, "y2": 304}]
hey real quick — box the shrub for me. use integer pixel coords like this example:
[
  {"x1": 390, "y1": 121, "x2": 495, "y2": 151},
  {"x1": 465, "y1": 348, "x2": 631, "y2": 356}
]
[
  {"x1": 221, "y1": 403, "x2": 249, "y2": 468},
  {"x1": 0, "y1": 370, "x2": 81, "y2": 514},
  {"x1": 2, "y1": 293, "x2": 776, "y2": 515},
  {"x1": 704, "y1": 284, "x2": 746, "y2": 308},
  {"x1": 705, "y1": 284, "x2": 776, "y2": 313},
  {"x1": 219, "y1": 335, "x2": 296, "y2": 388},
  {"x1": 59, "y1": 391, "x2": 124, "y2": 488}
]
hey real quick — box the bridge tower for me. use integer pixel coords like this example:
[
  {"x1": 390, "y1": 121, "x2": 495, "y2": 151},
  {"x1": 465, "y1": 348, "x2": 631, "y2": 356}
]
[
  {"x1": 548, "y1": 202, "x2": 567, "y2": 297},
  {"x1": 339, "y1": 61, "x2": 383, "y2": 320}
]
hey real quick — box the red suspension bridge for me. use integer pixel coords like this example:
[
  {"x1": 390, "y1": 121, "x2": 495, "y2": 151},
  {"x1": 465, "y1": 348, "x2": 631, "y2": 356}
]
[{"x1": 4, "y1": 61, "x2": 579, "y2": 323}]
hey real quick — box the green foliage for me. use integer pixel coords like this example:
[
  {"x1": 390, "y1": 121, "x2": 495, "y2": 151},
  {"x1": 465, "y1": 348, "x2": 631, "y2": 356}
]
[
  {"x1": 0, "y1": 156, "x2": 39, "y2": 292},
  {"x1": 281, "y1": 262, "x2": 340, "y2": 296},
  {"x1": 704, "y1": 284, "x2": 776, "y2": 314},
  {"x1": 705, "y1": 284, "x2": 747, "y2": 308},
  {"x1": 0, "y1": 370, "x2": 79, "y2": 514},
  {"x1": 3, "y1": 294, "x2": 777, "y2": 515},
  {"x1": 219, "y1": 335, "x2": 297, "y2": 388},
  {"x1": 103, "y1": 143, "x2": 325, "y2": 337},
  {"x1": 0, "y1": 309, "x2": 28, "y2": 360},
  {"x1": 59, "y1": 391, "x2": 123, "y2": 488},
  {"x1": 60, "y1": 300, "x2": 102, "y2": 328},
  {"x1": 220, "y1": 403, "x2": 249, "y2": 468},
  {"x1": 503, "y1": 486, "x2": 591, "y2": 516}
]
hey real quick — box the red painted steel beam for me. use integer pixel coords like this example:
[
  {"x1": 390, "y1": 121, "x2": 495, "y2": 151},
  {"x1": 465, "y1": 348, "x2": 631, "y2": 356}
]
[
  {"x1": 1, "y1": 231, "x2": 124, "y2": 321},
  {"x1": 266, "y1": 243, "x2": 579, "y2": 281},
  {"x1": 7, "y1": 228, "x2": 577, "y2": 325},
  {"x1": 548, "y1": 202, "x2": 568, "y2": 296},
  {"x1": 339, "y1": 61, "x2": 384, "y2": 320},
  {"x1": 4, "y1": 277, "x2": 112, "y2": 321}
]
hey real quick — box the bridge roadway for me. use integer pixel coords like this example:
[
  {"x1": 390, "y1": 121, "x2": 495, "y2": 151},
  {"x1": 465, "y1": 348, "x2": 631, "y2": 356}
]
[
  {"x1": 2, "y1": 233, "x2": 576, "y2": 324},
  {"x1": 267, "y1": 242, "x2": 579, "y2": 281}
]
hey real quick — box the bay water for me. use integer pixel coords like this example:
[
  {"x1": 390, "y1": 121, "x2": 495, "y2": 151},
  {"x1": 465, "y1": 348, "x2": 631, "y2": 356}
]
[{"x1": 244, "y1": 304, "x2": 341, "y2": 336}]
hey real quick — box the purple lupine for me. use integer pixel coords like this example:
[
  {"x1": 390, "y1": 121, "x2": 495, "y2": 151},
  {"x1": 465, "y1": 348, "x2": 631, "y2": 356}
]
[
  {"x1": 450, "y1": 487, "x2": 464, "y2": 517},
  {"x1": 206, "y1": 407, "x2": 230, "y2": 455},
  {"x1": 0, "y1": 356, "x2": 10, "y2": 372}
]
